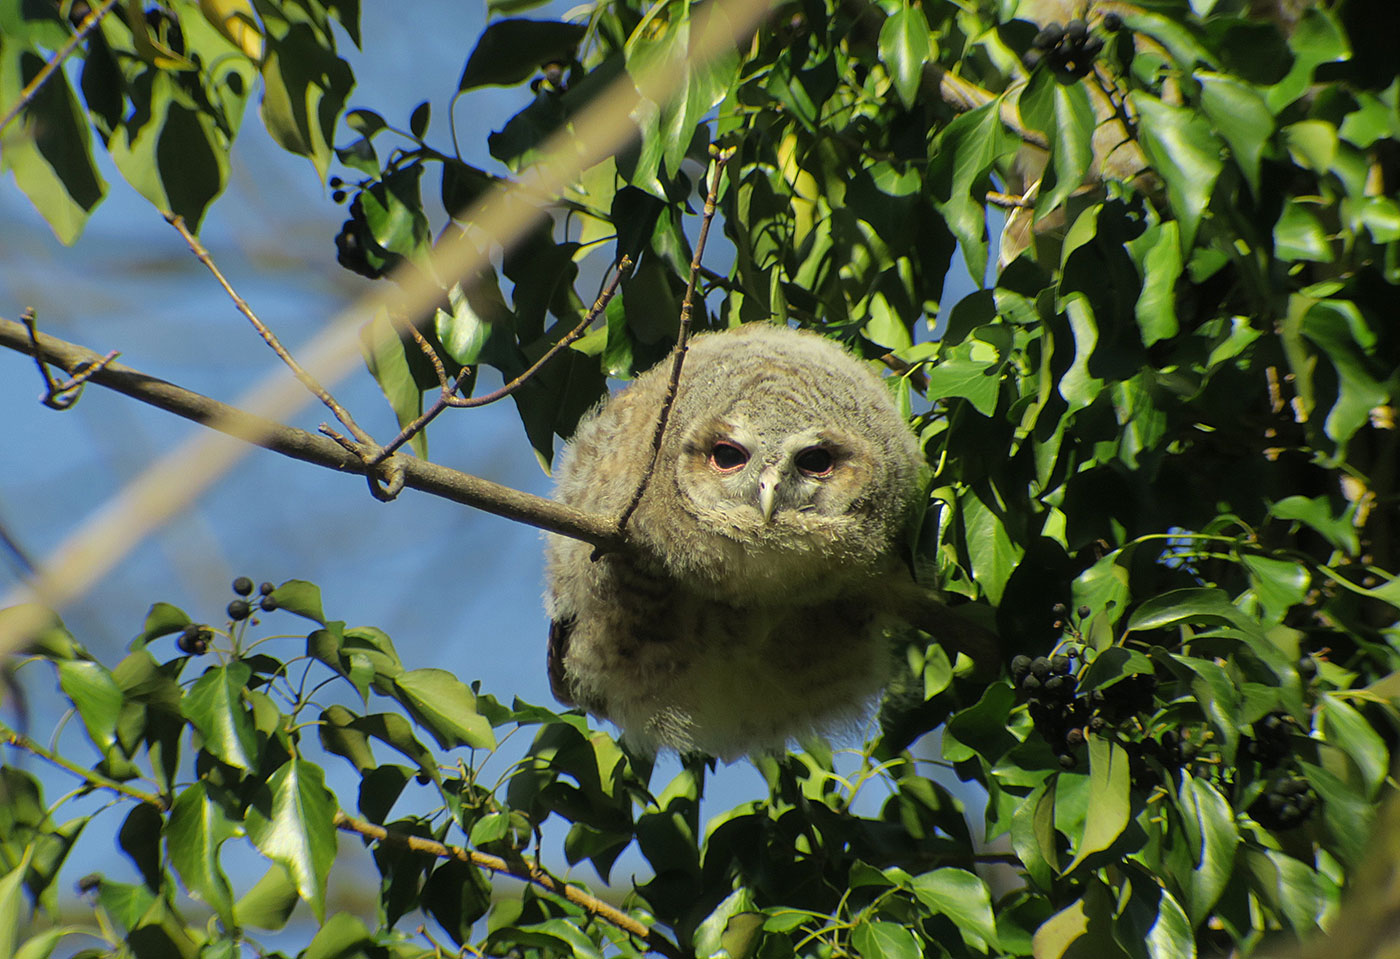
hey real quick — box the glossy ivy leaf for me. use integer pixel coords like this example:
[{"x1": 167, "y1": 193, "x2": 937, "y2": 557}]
[
  {"x1": 269, "y1": 579, "x2": 326, "y2": 624},
  {"x1": 245, "y1": 758, "x2": 338, "y2": 923},
  {"x1": 1196, "y1": 72, "x2": 1272, "y2": 196},
  {"x1": 182, "y1": 661, "x2": 259, "y2": 771},
  {"x1": 1124, "y1": 221, "x2": 1181, "y2": 346},
  {"x1": 1018, "y1": 68, "x2": 1093, "y2": 224},
  {"x1": 909, "y1": 868, "x2": 1000, "y2": 951},
  {"x1": 56, "y1": 660, "x2": 122, "y2": 753},
  {"x1": 924, "y1": 336, "x2": 1002, "y2": 417},
  {"x1": 392, "y1": 668, "x2": 496, "y2": 750},
  {"x1": 1128, "y1": 92, "x2": 1223, "y2": 254},
  {"x1": 1175, "y1": 772, "x2": 1238, "y2": 924},
  {"x1": 1317, "y1": 693, "x2": 1388, "y2": 800},
  {"x1": 1010, "y1": 777, "x2": 1057, "y2": 890},
  {"x1": 694, "y1": 886, "x2": 759, "y2": 959},
  {"x1": 878, "y1": 5, "x2": 932, "y2": 112},
  {"x1": 259, "y1": 24, "x2": 354, "y2": 180},
  {"x1": 930, "y1": 101, "x2": 1018, "y2": 282},
  {"x1": 1117, "y1": 871, "x2": 1195, "y2": 959},
  {"x1": 1066, "y1": 735, "x2": 1130, "y2": 872},
  {"x1": 851, "y1": 919, "x2": 921, "y2": 959},
  {"x1": 135, "y1": 602, "x2": 192, "y2": 645},
  {"x1": 304, "y1": 912, "x2": 373, "y2": 959},
  {"x1": 458, "y1": 19, "x2": 586, "y2": 90},
  {"x1": 165, "y1": 781, "x2": 238, "y2": 926},
  {"x1": 361, "y1": 164, "x2": 433, "y2": 262},
  {"x1": 233, "y1": 865, "x2": 302, "y2": 932},
  {"x1": 361, "y1": 308, "x2": 428, "y2": 459}
]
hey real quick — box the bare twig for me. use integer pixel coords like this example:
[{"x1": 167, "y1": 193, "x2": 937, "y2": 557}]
[
  {"x1": 0, "y1": 315, "x2": 624, "y2": 551},
  {"x1": 878, "y1": 352, "x2": 930, "y2": 394},
  {"x1": 165, "y1": 214, "x2": 375, "y2": 448},
  {"x1": 0, "y1": 721, "x2": 168, "y2": 810},
  {"x1": 614, "y1": 146, "x2": 735, "y2": 537},
  {"x1": 21, "y1": 308, "x2": 120, "y2": 409},
  {"x1": 371, "y1": 256, "x2": 633, "y2": 464},
  {"x1": 985, "y1": 191, "x2": 1035, "y2": 209},
  {"x1": 334, "y1": 812, "x2": 685, "y2": 959},
  {"x1": 0, "y1": 0, "x2": 120, "y2": 136}
]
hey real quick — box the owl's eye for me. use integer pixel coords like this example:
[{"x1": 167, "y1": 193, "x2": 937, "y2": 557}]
[
  {"x1": 795, "y1": 446, "x2": 834, "y2": 476},
  {"x1": 709, "y1": 441, "x2": 749, "y2": 473}
]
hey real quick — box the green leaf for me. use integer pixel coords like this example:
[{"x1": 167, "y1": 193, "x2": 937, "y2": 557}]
[
  {"x1": 1120, "y1": 875, "x2": 1195, "y2": 959},
  {"x1": 259, "y1": 23, "x2": 354, "y2": 179},
  {"x1": 1128, "y1": 588, "x2": 1262, "y2": 638},
  {"x1": 304, "y1": 912, "x2": 372, "y2": 959},
  {"x1": 0, "y1": 849, "x2": 33, "y2": 959},
  {"x1": 1274, "y1": 201, "x2": 1333, "y2": 262},
  {"x1": 1067, "y1": 735, "x2": 1130, "y2": 871},
  {"x1": 1264, "y1": 8, "x2": 1349, "y2": 113},
  {"x1": 879, "y1": 5, "x2": 932, "y2": 112},
  {"x1": 1019, "y1": 68, "x2": 1094, "y2": 221},
  {"x1": 361, "y1": 308, "x2": 428, "y2": 459},
  {"x1": 1317, "y1": 693, "x2": 1388, "y2": 799},
  {"x1": 1196, "y1": 73, "x2": 1272, "y2": 194},
  {"x1": 136, "y1": 602, "x2": 193, "y2": 645},
  {"x1": 1128, "y1": 92, "x2": 1223, "y2": 253},
  {"x1": 1241, "y1": 554, "x2": 1310, "y2": 621},
  {"x1": 910, "y1": 868, "x2": 1000, "y2": 951},
  {"x1": 924, "y1": 336, "x2": 1001, "y2": 416},
  {"x1": 1126, "y1": 221, "x2": 1181, "y2": 345},
  {"x1": 165, "y1": 782, "x2": 238, "y2": 925},
  {"x1": 56, "y1": 660, "x2": 123, "y2": 752},
  {"x1": 1176, "y1": 772, "x2": 1238, "y2": 923},
  {"x1": 931, "y1": 100, "x2": 1017, "y2": 282},
  {"x1": 269, "y1": 580, "x2": 325, "y2": 624},
  {"x1": 245, "y1": 759, "x2": 338, "y2": 922},
  {"x1": 0, "y1": 42, "x2": 105, "y2": 244},
  {"x1": 851, "y1": 920, "x2": 921, "y2": 959},
  {"x1": 694, "y1": 887, "x2": 759, "y2": 959},
  {"x1": 458, "y1": 19, "x2": 586, "y2": 90},
  {"x1": 182, "y1": 662, "x2": 259, "y2": 771},
  {"x1": 233, "y1": 865, "x2": 302, "y2": 932},
  {"x1": 392, "y1": 668, "x2": 497, "y2": 750},
  {"x1": 1010, "y1": 777, "x2": 1057, "y2": 889}
]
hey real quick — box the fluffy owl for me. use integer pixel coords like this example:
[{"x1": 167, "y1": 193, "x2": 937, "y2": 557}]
[{"x1": 544, "y1": 323, "x2": 987, "y2": 758}]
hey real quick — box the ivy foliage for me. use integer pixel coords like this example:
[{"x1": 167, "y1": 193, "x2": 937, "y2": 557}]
[{"x1": 3, "y1": 0, "x2": 1400, "y2": 956}]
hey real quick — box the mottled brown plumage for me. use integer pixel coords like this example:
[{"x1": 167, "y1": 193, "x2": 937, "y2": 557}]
[{"x1": 544, "y1": 323, "x2": 989, "y2": 757}]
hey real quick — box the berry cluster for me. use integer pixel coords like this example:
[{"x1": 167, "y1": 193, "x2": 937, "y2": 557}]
[
  {"x1": 1024, "y1": 18, "x2": 1105, "y2": 81},
  {"x1": 228, "y1": 577, "x2": 279, "y2": 623},
  {"x1": 1012, "y1": 648, "x2": 1085, "y2": 769},
  {"x1": 1250, "y1": 776, "x2": 1318, "y2": 831}
]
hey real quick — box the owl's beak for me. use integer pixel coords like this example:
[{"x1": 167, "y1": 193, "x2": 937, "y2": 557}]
[{"x1": 758, "y1": 468, "x2": 780, "y2": 522}]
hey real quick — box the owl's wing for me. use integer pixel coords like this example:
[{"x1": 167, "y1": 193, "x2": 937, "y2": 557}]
[
  {"x1": 888, "y1": 580, "x2": 1000, "y2": 674},
  {"x1": 547, "y1": 616, "x2": 577, "y2": 706}
]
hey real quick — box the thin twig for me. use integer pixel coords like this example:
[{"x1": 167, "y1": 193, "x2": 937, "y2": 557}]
[
  {"x1": 0, "y1": 722, "x2": 168, "y2": 810},
  {"x1": 614, "y1": 146, "x2": 734, "y2": 537},
  {"x1": 0, "y1": 315, "x2": 625, "y2": 551},
  {"x1": 22, "y1": 308, "x2": 120, "y2": 409},
  {"x1": 370, "y1": 255, "x2": 633, "y2": 464},
  {"x1": 0, "y1": 0, "x2": 120, "y2": 136},
  {"x1": 985, "y1": 191, "x2": 1034, "y2": 209},
  {"x1": 334, "y1": 812, "x2": 685, "y2": 959},
  {"x1": 165, "y1": 214, "x2": 376, "y2": 448}
]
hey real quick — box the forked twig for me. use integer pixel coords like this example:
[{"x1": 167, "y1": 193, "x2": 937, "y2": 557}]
[
  {"x1": 614, "y1": 146, "x2": 735, "y2": 537},
  {"x1": 0, "y1": 0, "x2": 120, "y2": 136},
  {"x1": 369, "y1": 256, "x2": 634, "y2": 464},
  {"x1": 166, "y1": 214, "x2": 373, "y2": 447},
  {"x1": 22, "y1": 308, "x2": 119, "y2": 409}
]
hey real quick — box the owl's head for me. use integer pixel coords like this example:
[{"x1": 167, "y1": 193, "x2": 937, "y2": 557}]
[{"x1": 653, "y1": 325, "x2": 925, "y2": 592}]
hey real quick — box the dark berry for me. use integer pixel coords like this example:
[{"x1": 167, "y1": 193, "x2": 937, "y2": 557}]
[
  {"x1": 177, "y1": 625, "x2": 211, "y2": 655},
  {"x1": 1082, "y1": 36, "x2": 1104, "y2": 59},
  {"x1": 1102, "y1": 11, "x2": 1123, "y2": 31},
  {"x1": 1044, "y1": 675, "x2": 1067, "y2": 697},
  {"x1": 1058, "y1": 753, "x2": 1077, "y2": 770},
  {"x1": 1065, "y1": 728, "x2": 1085, "y2": 747},
  {"x1": 1033, "y1": 22, "x2": 1064, "y2": 50},
  {"x1": 1051, "y1": 654, "x2": 1071, "y2": 675},
  {"x1": 227, "y1": 599, "x2": 251, "y2": 621},
  {"x1": 1298, "y1": 656, "x2": 1318, "y2": 680},
  {"x1": 1052, "y1": 602, "x2": 1069, "y2": 617},
  {"x1": 1089, "y1": 715, "x2": 1108, "y2": 733},
  {"x1": 76, "y1": 873, "x2": 102, "y2": 894},
  {"x1": 260, "y1": 596, "x2": 279, "y2": 612},
  {"x1": 1022, "y1": 674, "x2": 1043, "y2": 692},
  {"x1": 332, "y1": 189, "x2": 347, "y2": 204},
  {"x1": 1065, "y1": 18, "x2": 1088, "y2": 43},
  {"x1": 1011, "y1": 654, "x2": 1033, "y2": 682},
  {"x1": 259, "y1": 581, "x2": 276, "y2": 595},
  {"x1": 329, "y1": 176, "x2": 343, "y2": 188},
  {"x1": 1076, "y1": 605, "x2": 1092, "y2": 620},
  {"x1": 1031, "y1": 657, "x2": 1052, "y2": 679},
  {"x1": 232, "y1": 576, "x2": 254, "y2": 596}
]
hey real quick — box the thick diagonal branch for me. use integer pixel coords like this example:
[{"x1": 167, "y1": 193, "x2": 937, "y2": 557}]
[{"x1": 0, "y1": 315, "x2": 623, "y2": 552}]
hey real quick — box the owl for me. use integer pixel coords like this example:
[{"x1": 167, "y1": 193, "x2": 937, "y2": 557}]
[{"x1": 544, "y1": 323, "x2": 990, "y2": 758}]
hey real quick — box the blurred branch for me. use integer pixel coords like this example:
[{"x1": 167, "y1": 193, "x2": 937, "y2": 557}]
[
  {"x1": 0, "y1": 315, "x2": 624, "y2": 552},
  {"x1": 335, "y1": 812, "x2": 685, "y2": 959},
  {"x1": 0, "y1": 0, "x2": 120, "y2": 136},
  {"x1": 0, "y1": 721, "x2": 169, "y2": 810}
]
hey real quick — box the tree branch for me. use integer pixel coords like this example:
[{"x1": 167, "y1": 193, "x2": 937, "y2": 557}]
[
  {"x1": 334, "y1": 812, "x2": 686, "y2": 959},
  {"x1": 0, "y1": 315, "x2": 624, "y2": 552}
]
